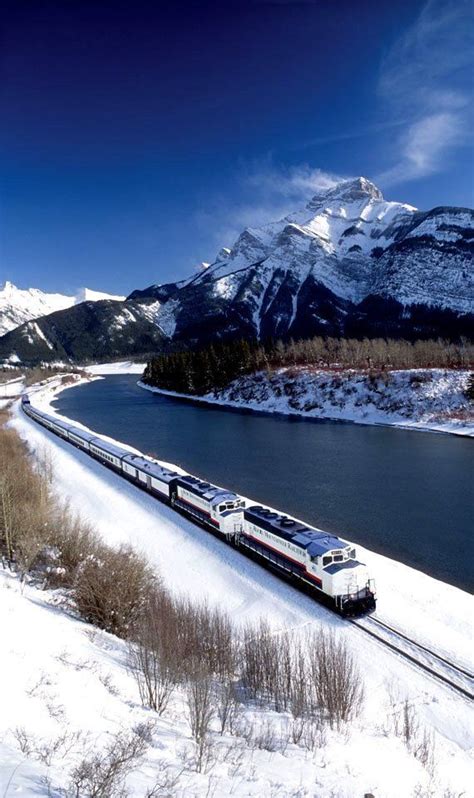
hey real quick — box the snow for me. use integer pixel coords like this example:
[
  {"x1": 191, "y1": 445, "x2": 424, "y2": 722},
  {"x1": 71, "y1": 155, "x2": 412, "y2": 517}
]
[
  {"x1": 0, "y1": 282, "x2": 125, "y2": 336},
  {"x1": 2, "y1": 380, "x2": 473, "y2": 796},
  {"x1": 76, "y1": 287, "x2": 125, "y2": 303},
  {"x1": 153, "y1": 297, "x2": 180, "y2": 338},
  {"x1": 85, "y1": 360, "x2": 146, "y2": 375},
  {"x1": 139, "y1": 369, "x2": 474, "y2": 438}
]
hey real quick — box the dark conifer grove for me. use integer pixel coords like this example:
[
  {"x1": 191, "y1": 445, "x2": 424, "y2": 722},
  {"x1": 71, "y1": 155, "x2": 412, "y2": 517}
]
[{"x1": 143, "y1": 336, "x2": 473, "y2": 396}]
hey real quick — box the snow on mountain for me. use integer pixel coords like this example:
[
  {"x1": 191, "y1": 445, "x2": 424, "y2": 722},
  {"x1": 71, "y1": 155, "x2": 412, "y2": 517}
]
[
  {"x1": 0, "y1": 281, "x2": 125, "y2": 336},
  {"x1": 0, "y1": 282, "x2": 75, "y2": 336},
  {"x1": 137, "y1": 177, "x2": 473, "y2": 346},
  {"x1": 75, "y1": 287, "x2": 125, "y2": 303},
  {"x1": 0, "y1": 178, "x2": 472, "y2": 365}
]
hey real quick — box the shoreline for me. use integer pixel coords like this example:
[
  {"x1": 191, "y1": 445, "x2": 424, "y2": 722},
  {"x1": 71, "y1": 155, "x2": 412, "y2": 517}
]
[{"x1": 137, "y1": 374, "x2": 474, "y2": 438}]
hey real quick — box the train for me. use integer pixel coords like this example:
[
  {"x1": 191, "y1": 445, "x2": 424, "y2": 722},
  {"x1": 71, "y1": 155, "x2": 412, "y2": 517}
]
[{"x1": 21, "y1": 393, "x2": 376, "y2": 616}]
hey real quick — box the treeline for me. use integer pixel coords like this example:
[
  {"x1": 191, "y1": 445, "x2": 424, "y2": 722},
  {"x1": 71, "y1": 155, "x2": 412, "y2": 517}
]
[{"x1": 143, "y1": 336, "x2": 474, "y2": 396}]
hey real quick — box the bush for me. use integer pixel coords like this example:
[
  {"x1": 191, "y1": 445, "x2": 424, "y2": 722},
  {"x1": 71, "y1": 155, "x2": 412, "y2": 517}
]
[
  {"x1": 63, "y1": 731, "x2": 147, "y2": 798},
  {"x1": 73, "y1": 544, "x2": 156, "y2": 637},
  {"x1": 46, "y1": 505, "x2": 98, "y2": 587}
]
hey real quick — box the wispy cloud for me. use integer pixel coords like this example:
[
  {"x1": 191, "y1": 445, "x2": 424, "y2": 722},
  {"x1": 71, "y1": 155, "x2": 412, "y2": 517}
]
[
  {"x1": 194, "y1": 160, "x2": 348, "y2": 254},
  {"x1": 375, "y1": 0, "x2": 473, "y2": 187}
]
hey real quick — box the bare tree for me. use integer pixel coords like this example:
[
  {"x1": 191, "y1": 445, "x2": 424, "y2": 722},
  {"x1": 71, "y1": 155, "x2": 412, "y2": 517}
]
[
  {"x1": 185, "y1": 668, "x2": 215, "y2": 773},
  {"x1": 128, "y1": 595, "x2": 176, "y2": 715},
  {"x1": 308, "y1": 628, "x2": 364, "y2": 728}
]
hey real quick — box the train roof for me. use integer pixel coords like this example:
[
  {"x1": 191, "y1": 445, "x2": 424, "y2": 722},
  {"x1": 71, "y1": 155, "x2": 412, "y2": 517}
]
[
  {"x1": 244, "y1": 505, "x2": 348, "y2": 556},
  {"x1": 89, "y1": 436, "x2": 131, "y2": 459},
  {"x1": 176, "y1": 474, "x2": 239, "y2": 506},
  {"x1": 122, "y1": 453, "x2": 179, "y2": 482},
  {"x1": 68, "y1": 426, "x2": 96, "y2": 441},
  {"x1": 41, "y1": 412, "x2": 71, "y2": 431}
]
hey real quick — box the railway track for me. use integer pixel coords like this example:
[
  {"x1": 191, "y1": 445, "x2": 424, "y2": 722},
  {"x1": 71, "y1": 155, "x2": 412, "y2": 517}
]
[{"x1": 349, "y1": 614, "x2": 474, "y2": 701}]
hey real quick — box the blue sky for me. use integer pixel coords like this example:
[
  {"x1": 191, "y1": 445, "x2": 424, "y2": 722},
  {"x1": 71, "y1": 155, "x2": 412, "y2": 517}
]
[{"x1": 1, "y1": 0, "x2": 473, "y2": 296}]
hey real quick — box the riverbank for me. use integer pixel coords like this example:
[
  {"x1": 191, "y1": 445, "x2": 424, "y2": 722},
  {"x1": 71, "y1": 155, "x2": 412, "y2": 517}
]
[{"x1": 139, "y1": 367, "x2": 474, "y2": 437}]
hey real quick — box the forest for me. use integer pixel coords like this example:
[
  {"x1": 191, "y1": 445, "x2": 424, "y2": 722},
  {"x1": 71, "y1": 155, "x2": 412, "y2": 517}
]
[{"x1": 143, "y1": 336, "x2": 474, "y2": 396}]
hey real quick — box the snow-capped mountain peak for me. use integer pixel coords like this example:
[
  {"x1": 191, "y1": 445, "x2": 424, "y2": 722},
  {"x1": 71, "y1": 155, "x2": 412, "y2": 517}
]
[
  {"x1": 0, "y1": 177, "x2": 472, "y2": 364},
  {"x1": 0, "y1": 282, "x2": 125, "y2": 336}
]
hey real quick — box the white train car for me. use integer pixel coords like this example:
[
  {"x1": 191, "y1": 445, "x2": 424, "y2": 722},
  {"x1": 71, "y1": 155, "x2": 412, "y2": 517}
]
[
  {"x1": 121, "y1": 453, "x2": 179, "y2": 498},
  {"x1": 171, "y1": 474, "x2": 245, "y2": 536}
]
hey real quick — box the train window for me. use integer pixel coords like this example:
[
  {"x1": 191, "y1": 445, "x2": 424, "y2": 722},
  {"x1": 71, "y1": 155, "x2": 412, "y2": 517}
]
[
  {"x1": 334, "y1": 555, "x2": 343, "y2": 562},
  {"x1": 323, "y1": 556, "x2": 332, "y2": 566},
  {"x1": 350, "y1": 548, "x2": 356, "y2": 558},
  {"x1": 219, "y1": 505, "x2": 225, "y2": 511}
]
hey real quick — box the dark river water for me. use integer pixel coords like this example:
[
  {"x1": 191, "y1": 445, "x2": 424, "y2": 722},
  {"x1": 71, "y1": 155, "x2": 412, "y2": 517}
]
[{"x1": 53, "y1": 374, "x2": 474, "y2": 592}]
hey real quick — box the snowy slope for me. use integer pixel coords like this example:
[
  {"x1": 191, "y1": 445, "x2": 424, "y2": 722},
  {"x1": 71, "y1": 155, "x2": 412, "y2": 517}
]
[
  {"x1": 139, "y1": 368, "x2": 474, "y2": 437},
  {"x1": 0, "y1": 281, "x2": 125, "y2": 336},
  {"x1": 2, "y1": 383, "x2": 472, "y2": 797}
]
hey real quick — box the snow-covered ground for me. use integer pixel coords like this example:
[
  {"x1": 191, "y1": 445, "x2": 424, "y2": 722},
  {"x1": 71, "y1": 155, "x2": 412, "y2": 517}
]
[
  {"x1": 85, "y1": 360, "x2": 146, "y2": 375},
  {"x1": 140, "y1": 368, "x2": 474, "y2": 437},
  {"x1": 1, "y1": 377, "x2": 472, "y2": 796}
]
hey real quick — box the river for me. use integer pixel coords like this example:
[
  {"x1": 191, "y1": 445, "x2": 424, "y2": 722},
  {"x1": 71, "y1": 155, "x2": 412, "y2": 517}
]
[{"x1": 52, "y1": 374, "x2": 474, "y2": 591}]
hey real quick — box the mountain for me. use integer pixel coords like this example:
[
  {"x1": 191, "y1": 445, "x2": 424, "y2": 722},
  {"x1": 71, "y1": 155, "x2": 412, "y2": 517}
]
[
  {"x1": 0, "y1": 281, "x2": 125, "y2": 336},
  {"x1": 130, "y1": 177, "x2": 473, "y2": 345},
  {"x1": 0, "y1": 298, "x2": 163, "y2": 365},
  {"x1": 1, "y1": 178, "x2": 472, "y2": 364}
]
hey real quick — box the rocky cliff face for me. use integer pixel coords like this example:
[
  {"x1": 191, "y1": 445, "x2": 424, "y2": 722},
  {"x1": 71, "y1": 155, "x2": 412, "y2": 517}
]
[
  {"x1": 1, "y1": 178, "x2": 472, "y2": 363},
  {"x1": 132, "y1": 178, "x2": 473, "y2": 346}
]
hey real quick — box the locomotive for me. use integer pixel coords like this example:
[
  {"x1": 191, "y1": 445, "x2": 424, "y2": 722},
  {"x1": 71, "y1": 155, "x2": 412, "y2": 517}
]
[{"x1": 21, "y1": 394, "x2": 376, "y2": 616}]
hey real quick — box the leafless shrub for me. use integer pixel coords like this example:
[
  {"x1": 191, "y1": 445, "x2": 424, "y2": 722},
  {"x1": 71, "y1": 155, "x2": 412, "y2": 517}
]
[
  {"x1": 0, "y1": 426, "x2": 54, "y2": 572},
  {"x1": 216, "y1": 676, "x2": 240, "y2": 735},
  {"x1": 308, "y1": 628, "x2": 364, "y2": 728},
  {"x1": 132, "y1": 720, "x2": 155, "y2": 745},
  {"x1": 301, "y1": 717, "x2": 326, "y2": 752},
  {"x1": 63, "y1": 731, "x2": 147, "y2": 798},
  {"x1": 143, "y1": 761, "x2": 186, "y2": 797},
  {"x1": 98, "y1": 671, "x2": 119, "y2": 697},
  {"x1": 12, "y1": 727, "x2": 83, "y2": 766},
  {"x1": 12, "y1": 726, "x2": 33, "y2": 757},
  {"x1": 246, "y1": 718, "x2": 279, "y2": 751},
  {"x1": 73, "y1": 544, "x2": 156, "y2": 637},
  {"x1": 389, "y1": 697, "x2": 436, "y2": 776},
  {"x1": 128, "y1": 595, "x2": 176, "y2": 715},
  {"x1": 185, "y1": 667, "x2": 215, "y2": 773},
  {"x1": 240, "y1": 620, "x2": 294, "y2": 710},
  {"x1": 46, "y1": 504, "x2": 98, "y2": 587},
  {"x1": 175, "y1": 597, "x2": 236, "y2": 681}
]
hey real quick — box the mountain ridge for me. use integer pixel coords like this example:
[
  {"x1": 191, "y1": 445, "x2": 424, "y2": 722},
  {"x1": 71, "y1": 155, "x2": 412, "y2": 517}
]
[
  {"x1": 0, "y1": 281, "x2": 125, "y2": 337},
  {"x1": 1, "y1": 178, "x2": 472, "y2": 364}
]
